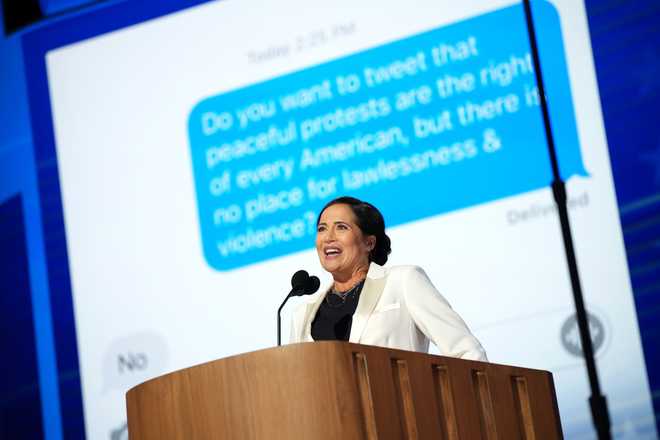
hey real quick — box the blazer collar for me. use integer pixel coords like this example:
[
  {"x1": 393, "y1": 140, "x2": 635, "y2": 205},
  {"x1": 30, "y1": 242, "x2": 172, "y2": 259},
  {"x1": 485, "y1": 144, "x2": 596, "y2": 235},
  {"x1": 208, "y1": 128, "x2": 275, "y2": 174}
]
[
  {"x1": 349, "y1": 263, "x2": 387, "y2": 342},
  {"x1": 301, "y1": 288, "x2": 327, "y2": 342}
]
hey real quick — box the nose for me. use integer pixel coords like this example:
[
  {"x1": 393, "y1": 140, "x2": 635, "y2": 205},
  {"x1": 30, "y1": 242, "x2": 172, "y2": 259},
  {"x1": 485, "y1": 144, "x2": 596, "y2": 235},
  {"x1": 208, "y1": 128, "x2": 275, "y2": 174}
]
[
  {"x1": 325, "y1": 226, "x2": 337, "y2": 241},
  {"x1": 318, "y1": 228, "x2": 336, "y2": 246}
]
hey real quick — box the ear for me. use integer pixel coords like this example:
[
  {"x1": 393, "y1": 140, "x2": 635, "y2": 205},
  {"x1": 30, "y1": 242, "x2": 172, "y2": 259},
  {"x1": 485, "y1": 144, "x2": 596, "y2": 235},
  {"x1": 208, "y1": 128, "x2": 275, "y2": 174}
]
[{"x1": 365, "y1": 235, "x2": 376, "y2": 252}]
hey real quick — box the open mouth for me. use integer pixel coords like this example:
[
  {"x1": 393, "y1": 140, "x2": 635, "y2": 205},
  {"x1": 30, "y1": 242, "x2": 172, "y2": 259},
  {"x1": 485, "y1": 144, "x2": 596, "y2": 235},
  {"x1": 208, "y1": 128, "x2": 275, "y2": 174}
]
[{"x1": 324, "y1": 247, "x2": 342, "y2": 257}]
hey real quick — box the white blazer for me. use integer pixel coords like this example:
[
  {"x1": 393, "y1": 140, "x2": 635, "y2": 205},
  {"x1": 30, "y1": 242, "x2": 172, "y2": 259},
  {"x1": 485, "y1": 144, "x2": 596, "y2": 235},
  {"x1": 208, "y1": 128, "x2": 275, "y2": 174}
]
[{"x1": 289, "y1": 263, "x2": 487, "y2": 361}]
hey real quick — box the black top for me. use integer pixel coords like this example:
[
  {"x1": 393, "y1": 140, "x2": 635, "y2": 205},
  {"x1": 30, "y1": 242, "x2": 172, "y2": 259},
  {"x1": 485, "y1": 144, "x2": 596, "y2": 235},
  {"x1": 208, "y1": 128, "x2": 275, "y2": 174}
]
[{"x1": 311, "y1": 280, "x2": 365, "y2": 341}]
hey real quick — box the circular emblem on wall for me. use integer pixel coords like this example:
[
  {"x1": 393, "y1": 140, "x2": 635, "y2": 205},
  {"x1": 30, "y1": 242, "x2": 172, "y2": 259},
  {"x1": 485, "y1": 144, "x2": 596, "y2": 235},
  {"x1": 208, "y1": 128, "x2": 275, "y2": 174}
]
[{"x1": 560, "y1": 311, "x2": 607, "y2": 357}]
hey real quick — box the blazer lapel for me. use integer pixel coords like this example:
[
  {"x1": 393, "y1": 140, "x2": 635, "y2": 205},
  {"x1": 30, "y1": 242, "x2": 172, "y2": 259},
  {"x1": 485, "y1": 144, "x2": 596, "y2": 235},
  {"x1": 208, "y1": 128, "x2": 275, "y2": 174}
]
[
  {"x1": 349, "y1": 263, "x2": 387, "y2": 343},
  {"x1": 301, "y1": 288, "x2": 328, "y2": 342}
]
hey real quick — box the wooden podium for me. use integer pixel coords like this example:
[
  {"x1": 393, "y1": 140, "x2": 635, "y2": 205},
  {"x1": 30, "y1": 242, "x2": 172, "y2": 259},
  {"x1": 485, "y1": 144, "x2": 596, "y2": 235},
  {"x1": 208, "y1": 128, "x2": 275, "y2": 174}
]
[{"x1": 126, "y1": 342, "x2": 562, "y2": 439}]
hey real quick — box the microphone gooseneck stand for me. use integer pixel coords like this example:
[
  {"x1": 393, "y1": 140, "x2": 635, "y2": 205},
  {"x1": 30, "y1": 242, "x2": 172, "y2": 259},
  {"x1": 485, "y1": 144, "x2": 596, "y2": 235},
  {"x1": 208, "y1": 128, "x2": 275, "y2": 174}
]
[
  {"x1": 277, "y1": 295, "x2": 290, "y2": 347},
  {"x1": 522, "y1": 1, "x2": 611, "y2": 439},
  {"x1": 278, "y1": 271, "x2": 320, "y2": 346}
]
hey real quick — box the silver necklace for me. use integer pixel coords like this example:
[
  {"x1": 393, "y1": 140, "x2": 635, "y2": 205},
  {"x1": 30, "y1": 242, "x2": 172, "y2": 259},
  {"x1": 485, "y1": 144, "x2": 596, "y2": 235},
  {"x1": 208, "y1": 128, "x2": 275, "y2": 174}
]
[{"x1": 326, "y1": 279, "x2": 365, "y2": 307}]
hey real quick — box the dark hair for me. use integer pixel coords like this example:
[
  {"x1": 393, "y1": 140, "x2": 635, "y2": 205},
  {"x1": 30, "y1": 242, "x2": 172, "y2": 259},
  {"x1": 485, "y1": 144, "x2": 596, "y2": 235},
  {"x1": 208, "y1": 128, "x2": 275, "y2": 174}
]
[{"x1": 317, "y1": 196, "x2": 392, "y2": 265}]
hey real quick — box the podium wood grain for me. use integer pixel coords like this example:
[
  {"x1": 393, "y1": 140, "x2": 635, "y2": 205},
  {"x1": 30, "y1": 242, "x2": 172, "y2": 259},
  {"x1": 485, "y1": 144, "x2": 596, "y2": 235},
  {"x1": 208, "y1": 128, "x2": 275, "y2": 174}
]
[{"x1": 126, "y1": 342, "x2": 562, "y2": 439}]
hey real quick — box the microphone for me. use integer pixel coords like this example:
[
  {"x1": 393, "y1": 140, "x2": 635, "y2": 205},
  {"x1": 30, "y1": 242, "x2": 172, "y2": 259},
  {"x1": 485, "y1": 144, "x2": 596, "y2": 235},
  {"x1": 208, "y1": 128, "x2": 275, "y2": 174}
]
[
  {"x1": 277, "y1": 270, "x2": 320, "y2": 346},
  {"x1": 304, "y1": 275, "x2": 321, "y2": 295},
  {"x1": 290, "y1": 270, "x2": 310, "y2": 294}
]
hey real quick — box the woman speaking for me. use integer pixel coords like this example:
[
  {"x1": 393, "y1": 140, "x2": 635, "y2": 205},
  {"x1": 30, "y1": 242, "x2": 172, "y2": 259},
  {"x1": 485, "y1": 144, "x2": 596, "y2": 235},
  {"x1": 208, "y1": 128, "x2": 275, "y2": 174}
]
[{"x1": 289, "y1": 196, "x2": 487, "y2": 361}]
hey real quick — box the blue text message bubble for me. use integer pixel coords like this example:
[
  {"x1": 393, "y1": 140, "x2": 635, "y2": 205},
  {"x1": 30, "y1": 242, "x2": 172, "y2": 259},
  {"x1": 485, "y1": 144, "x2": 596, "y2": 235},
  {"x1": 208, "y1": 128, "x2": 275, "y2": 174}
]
[{"x1": 188, "y1": 1, "x2": 586, "y2": 270}]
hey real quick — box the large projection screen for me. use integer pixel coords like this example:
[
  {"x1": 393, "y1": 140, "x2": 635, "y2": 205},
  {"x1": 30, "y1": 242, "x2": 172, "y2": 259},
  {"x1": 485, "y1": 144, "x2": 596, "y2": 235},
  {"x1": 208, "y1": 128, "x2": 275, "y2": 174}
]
[{"x1": 39, "y1": 0, "x2": 655, "y2": 438}]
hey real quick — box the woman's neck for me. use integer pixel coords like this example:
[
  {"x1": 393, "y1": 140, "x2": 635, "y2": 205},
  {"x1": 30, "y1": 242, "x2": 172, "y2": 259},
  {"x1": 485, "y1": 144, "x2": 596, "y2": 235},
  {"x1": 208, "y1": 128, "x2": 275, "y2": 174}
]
[{"x1": 333, "y1": 264, "x2": 369, "y2": 292}]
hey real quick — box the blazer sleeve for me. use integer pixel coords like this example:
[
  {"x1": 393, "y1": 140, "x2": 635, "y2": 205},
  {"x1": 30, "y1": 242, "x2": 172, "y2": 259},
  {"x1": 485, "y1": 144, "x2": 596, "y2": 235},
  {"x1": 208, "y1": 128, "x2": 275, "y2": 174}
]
[{"x1": 402, "y1": 266, "x2": 488, "y2": 361}]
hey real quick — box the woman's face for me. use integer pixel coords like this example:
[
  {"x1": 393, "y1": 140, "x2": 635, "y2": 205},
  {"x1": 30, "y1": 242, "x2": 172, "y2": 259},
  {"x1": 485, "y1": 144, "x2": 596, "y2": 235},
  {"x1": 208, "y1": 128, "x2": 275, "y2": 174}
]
[{"x1": 316, "y1": 204, "x2": 375, "y2": 278}]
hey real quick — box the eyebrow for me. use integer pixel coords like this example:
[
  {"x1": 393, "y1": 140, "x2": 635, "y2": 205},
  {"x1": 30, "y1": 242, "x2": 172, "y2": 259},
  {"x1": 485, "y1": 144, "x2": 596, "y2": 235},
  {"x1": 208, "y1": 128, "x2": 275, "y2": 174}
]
[{"x1": 317, "y1": 220, "x2": 350, "y2": 226}]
